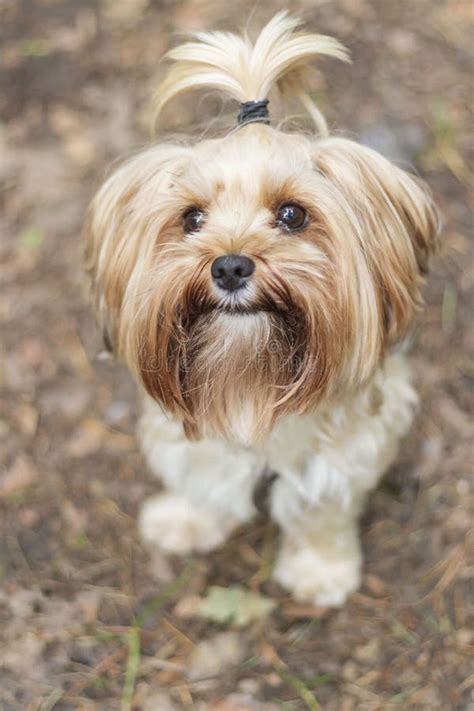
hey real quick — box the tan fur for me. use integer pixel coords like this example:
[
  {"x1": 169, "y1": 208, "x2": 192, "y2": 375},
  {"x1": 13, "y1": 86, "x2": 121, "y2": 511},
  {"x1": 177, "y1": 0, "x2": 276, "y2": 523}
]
[{"x1": 84, "y1": 13, "x2": 440, "y2": 446}]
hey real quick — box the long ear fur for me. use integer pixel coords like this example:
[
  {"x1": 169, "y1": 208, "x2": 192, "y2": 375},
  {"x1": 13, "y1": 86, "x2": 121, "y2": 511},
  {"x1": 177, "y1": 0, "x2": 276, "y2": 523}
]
[
  {"x1": 154, "y1": 11, "x2": 350, "y2": 134},
  {"x1": 83, "y1": 145, "x2": 190, "y2": 352},
  {"x1": 313, "y1": 137, "x2": 441, "y2": 342}
]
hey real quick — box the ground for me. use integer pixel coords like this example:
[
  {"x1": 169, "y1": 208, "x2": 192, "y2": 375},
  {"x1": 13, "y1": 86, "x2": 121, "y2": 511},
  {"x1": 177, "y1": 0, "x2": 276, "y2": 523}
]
[{"x1": 0, "y1": 0, "x2": 472, "y2": 709}]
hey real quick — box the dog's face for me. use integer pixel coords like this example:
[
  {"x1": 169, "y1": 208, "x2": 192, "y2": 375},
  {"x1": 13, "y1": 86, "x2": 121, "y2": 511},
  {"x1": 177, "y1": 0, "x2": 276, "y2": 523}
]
[{"x1": 85, "y1": 126, "x2": 439, "y2": 443}]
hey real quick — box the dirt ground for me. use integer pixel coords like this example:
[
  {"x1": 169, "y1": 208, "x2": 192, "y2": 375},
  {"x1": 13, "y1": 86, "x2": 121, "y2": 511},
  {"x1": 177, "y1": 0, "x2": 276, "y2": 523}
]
[{"x1": 0, "y1": 0, "x2": 473, "y2": 709}]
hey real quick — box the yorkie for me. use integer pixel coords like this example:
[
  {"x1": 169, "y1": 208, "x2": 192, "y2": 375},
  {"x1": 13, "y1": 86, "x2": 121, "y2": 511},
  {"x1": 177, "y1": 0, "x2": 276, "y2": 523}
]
[{"x1": 85, "y1": 13, "x2": 439, "y2": 606}]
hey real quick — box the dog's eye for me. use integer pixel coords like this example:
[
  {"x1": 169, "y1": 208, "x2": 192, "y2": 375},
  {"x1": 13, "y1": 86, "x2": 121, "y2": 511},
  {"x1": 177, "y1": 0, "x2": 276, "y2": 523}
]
[
  {"x1": 276, "y1": 203, "x2": 307, "y2": 231},
  {"x1": 183, "y1": 208, "x2": 206, "y2": 234}
]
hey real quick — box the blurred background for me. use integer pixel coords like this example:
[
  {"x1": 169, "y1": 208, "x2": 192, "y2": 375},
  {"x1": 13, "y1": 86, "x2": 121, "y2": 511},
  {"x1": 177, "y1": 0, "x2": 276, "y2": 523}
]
[{"x1": 0, "y1": 1, "x2": 472, "y2": 709}]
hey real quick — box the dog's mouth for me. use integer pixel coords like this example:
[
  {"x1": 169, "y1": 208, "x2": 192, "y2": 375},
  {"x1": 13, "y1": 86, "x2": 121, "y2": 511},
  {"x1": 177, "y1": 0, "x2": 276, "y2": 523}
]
[
  {"x1": 216, "y1": 303, "x2": 275, "y2": 315},
  {"x1": 184, "y1": 278, "x2": 293, "y2": 320},
  {"x1": 213, "y1": 289, "x2": 289, "y2": 316},
  {"x1": 190, "y1": 294, "x2": 281, "y2": 316}
]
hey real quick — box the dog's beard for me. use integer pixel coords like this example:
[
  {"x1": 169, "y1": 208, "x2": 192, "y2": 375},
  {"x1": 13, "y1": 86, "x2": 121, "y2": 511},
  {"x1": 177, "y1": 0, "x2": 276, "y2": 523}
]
[
  {"x1": 136, "y1": 263, "x2": 328, "y2": 444},
  {"x1": 121, "y1": 234, "x2": 389, "y2": 445},
  {"x1": 181, "y1": 308, "x2": 305, "y2": 443}
]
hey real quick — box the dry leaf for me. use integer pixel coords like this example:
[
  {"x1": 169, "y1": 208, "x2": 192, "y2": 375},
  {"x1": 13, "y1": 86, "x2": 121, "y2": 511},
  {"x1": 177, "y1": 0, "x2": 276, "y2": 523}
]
[
  {"x1": 187, "y1": 632, "x2": 245, "y2": 681},
  {"x1": 66, "y1": 419, "x2": 107, "y2": 457},
  {"x1": 194, "y1": 586, "x2": 276, "y2": 628},
  {"x1": 0, "y1": 455, "x2": 39, "y2": 498}
]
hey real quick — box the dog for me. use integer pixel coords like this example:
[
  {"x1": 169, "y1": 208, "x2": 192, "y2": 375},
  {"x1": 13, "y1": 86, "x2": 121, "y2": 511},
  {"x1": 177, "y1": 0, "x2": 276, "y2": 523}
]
[{"x1": 84, "y1": 13, "x2": 440, "y2": 606}]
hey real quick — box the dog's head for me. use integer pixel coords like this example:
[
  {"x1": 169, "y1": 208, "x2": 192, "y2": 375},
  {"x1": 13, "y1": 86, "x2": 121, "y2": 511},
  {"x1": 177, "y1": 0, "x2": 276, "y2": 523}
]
[{"x1": 85, "y1": 13, "x2": 439, "y2": 443}]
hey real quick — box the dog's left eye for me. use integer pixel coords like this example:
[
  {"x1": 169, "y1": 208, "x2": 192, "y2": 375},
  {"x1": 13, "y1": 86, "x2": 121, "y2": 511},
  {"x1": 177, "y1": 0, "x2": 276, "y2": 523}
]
[
  {"x1": 183, "y1": 208, "x2": 206, "y2": 234},
  {"x1": 276, "y1": 203, "x2": 307, "y2": 231}
]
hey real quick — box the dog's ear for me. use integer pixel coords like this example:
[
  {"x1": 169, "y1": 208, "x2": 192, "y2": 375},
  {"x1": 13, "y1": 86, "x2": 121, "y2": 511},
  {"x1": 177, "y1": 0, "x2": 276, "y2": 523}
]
[
  {"x1": 83, "y1": 145, "x2": 190, "y2": 354},
  {"x1": 312, "y1": 138, "x2": 441, "y2": 342}
]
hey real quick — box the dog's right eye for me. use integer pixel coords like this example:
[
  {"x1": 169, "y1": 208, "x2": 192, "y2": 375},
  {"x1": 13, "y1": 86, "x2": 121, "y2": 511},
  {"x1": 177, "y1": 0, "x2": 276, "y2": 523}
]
[
  {"x1": 183, "y1": 208, "x2": 206, "y2": 234},
  {"x1": 276, "y1": 203, "x2": 308, "y2": 232}
]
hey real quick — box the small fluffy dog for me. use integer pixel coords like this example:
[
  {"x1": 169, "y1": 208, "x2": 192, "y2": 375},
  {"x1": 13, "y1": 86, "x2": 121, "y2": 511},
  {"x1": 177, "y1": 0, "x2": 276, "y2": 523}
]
[{"x1": 84, "y1": 14, "x2": 439, "y2": 606}]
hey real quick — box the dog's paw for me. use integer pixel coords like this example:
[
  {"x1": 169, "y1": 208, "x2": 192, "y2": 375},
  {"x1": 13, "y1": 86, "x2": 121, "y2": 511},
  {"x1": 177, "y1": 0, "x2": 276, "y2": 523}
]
[
  {"x1": 138, "y1": 493, "x2": 237, "y2": 555},
  {"x1": 273, "y1": 544, "x2": 361, "y2": 607}
]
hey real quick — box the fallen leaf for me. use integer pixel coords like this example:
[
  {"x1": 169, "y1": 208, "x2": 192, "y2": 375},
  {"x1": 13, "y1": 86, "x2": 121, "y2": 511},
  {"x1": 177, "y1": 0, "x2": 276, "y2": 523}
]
[
  {"x1": 66, "y1": 419, "x2": 107, "y2": 457},
  {"x1": 194, "y1": 586, "x2": 276, "y2": 628},
  {"x1": 363, "y1": 573, "x2": 387, "y2": 598},
  {"x1": 187, "y1": 631, "x2": 245, "y2": 681},
  {"x1": 352, "y1": 638, "x2": 380, "y2": 664},
  {"x1": 0, "y1": 455, "x2": 39, "y2": 498}
]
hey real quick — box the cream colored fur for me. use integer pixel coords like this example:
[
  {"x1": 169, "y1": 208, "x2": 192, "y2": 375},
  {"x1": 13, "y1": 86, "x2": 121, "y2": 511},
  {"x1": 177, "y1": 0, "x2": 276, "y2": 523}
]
[
  {"x1": 84, "y1": 14, "x2": 439, "y2": 607},
  {"x1": 153, "y1": 11, "x2": 350, "y2": 135}
]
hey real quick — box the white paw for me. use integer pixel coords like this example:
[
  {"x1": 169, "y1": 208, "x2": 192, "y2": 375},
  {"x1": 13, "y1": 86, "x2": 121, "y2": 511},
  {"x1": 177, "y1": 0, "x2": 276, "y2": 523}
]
[
  {"x1": 138, "y1": 493, "x2": 237, "y2": 555},
  {"x1": 273, "y1": 544, "x2": 362, "y2": 607}
]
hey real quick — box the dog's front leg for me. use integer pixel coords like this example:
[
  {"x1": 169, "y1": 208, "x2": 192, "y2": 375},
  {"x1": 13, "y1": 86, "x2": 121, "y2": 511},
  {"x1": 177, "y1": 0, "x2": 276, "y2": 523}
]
[
  {"x1": 137, "y1": 400, "x2": 263, "y2": 555},
  {"x1": 270, "y1": 463, "x2": 367, "y2": 607},
  {"x1": 272, "y1": 501, "x2": 363, "y2": 607},
  {"x1": 139, "y1": 491, "x2": 241, "y2": 555}
]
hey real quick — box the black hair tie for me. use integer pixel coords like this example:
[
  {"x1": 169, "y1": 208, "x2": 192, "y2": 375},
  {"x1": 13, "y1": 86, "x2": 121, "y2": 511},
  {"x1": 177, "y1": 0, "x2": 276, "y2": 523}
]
[{"x1": 237, "y1": 99, "x2": 270, "y2": 126}]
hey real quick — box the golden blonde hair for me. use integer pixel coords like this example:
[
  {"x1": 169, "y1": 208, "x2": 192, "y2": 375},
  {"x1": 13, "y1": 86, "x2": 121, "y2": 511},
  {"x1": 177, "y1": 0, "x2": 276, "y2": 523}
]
[
  {"x1": 154, "y1": 11, "x2": 350, "y2": 135},
  {"x1": 85, "y1": 13, "x2": 440, "y2": 443}
]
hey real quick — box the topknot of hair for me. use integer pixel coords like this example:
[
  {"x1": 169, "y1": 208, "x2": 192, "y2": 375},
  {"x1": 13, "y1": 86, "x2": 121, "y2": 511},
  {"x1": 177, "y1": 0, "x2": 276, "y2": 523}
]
[{"x1": 153, "y1": 12, "x2": 350, "y2": 135}]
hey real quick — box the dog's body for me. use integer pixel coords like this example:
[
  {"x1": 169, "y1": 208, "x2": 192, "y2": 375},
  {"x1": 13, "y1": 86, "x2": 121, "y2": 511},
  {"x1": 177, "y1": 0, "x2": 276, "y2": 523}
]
[
  {"x1": 139, "y1": 351, "x2": 416, "y2": 605},
  {"x1": 85, "y1": 14, "x2": 439, "y2": 606}
]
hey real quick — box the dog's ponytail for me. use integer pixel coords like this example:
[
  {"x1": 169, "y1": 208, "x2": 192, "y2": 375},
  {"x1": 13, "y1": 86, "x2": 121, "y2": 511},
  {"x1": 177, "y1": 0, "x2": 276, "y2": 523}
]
[{"x1": 153, "y1": 12, "x2": 349, "y2": 135}]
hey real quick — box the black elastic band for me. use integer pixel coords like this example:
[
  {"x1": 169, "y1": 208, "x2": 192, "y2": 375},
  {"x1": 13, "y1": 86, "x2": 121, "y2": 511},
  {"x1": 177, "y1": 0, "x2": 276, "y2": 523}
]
[{"x1": 237, "y1": 99, "x2": 270, "y2": 126}]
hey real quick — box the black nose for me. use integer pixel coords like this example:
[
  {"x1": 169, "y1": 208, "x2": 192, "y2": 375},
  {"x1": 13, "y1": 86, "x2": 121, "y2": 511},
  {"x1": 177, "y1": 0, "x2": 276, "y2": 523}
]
[{"x1": 211, "y1": 254, "x2": 255, "y2": 292}]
